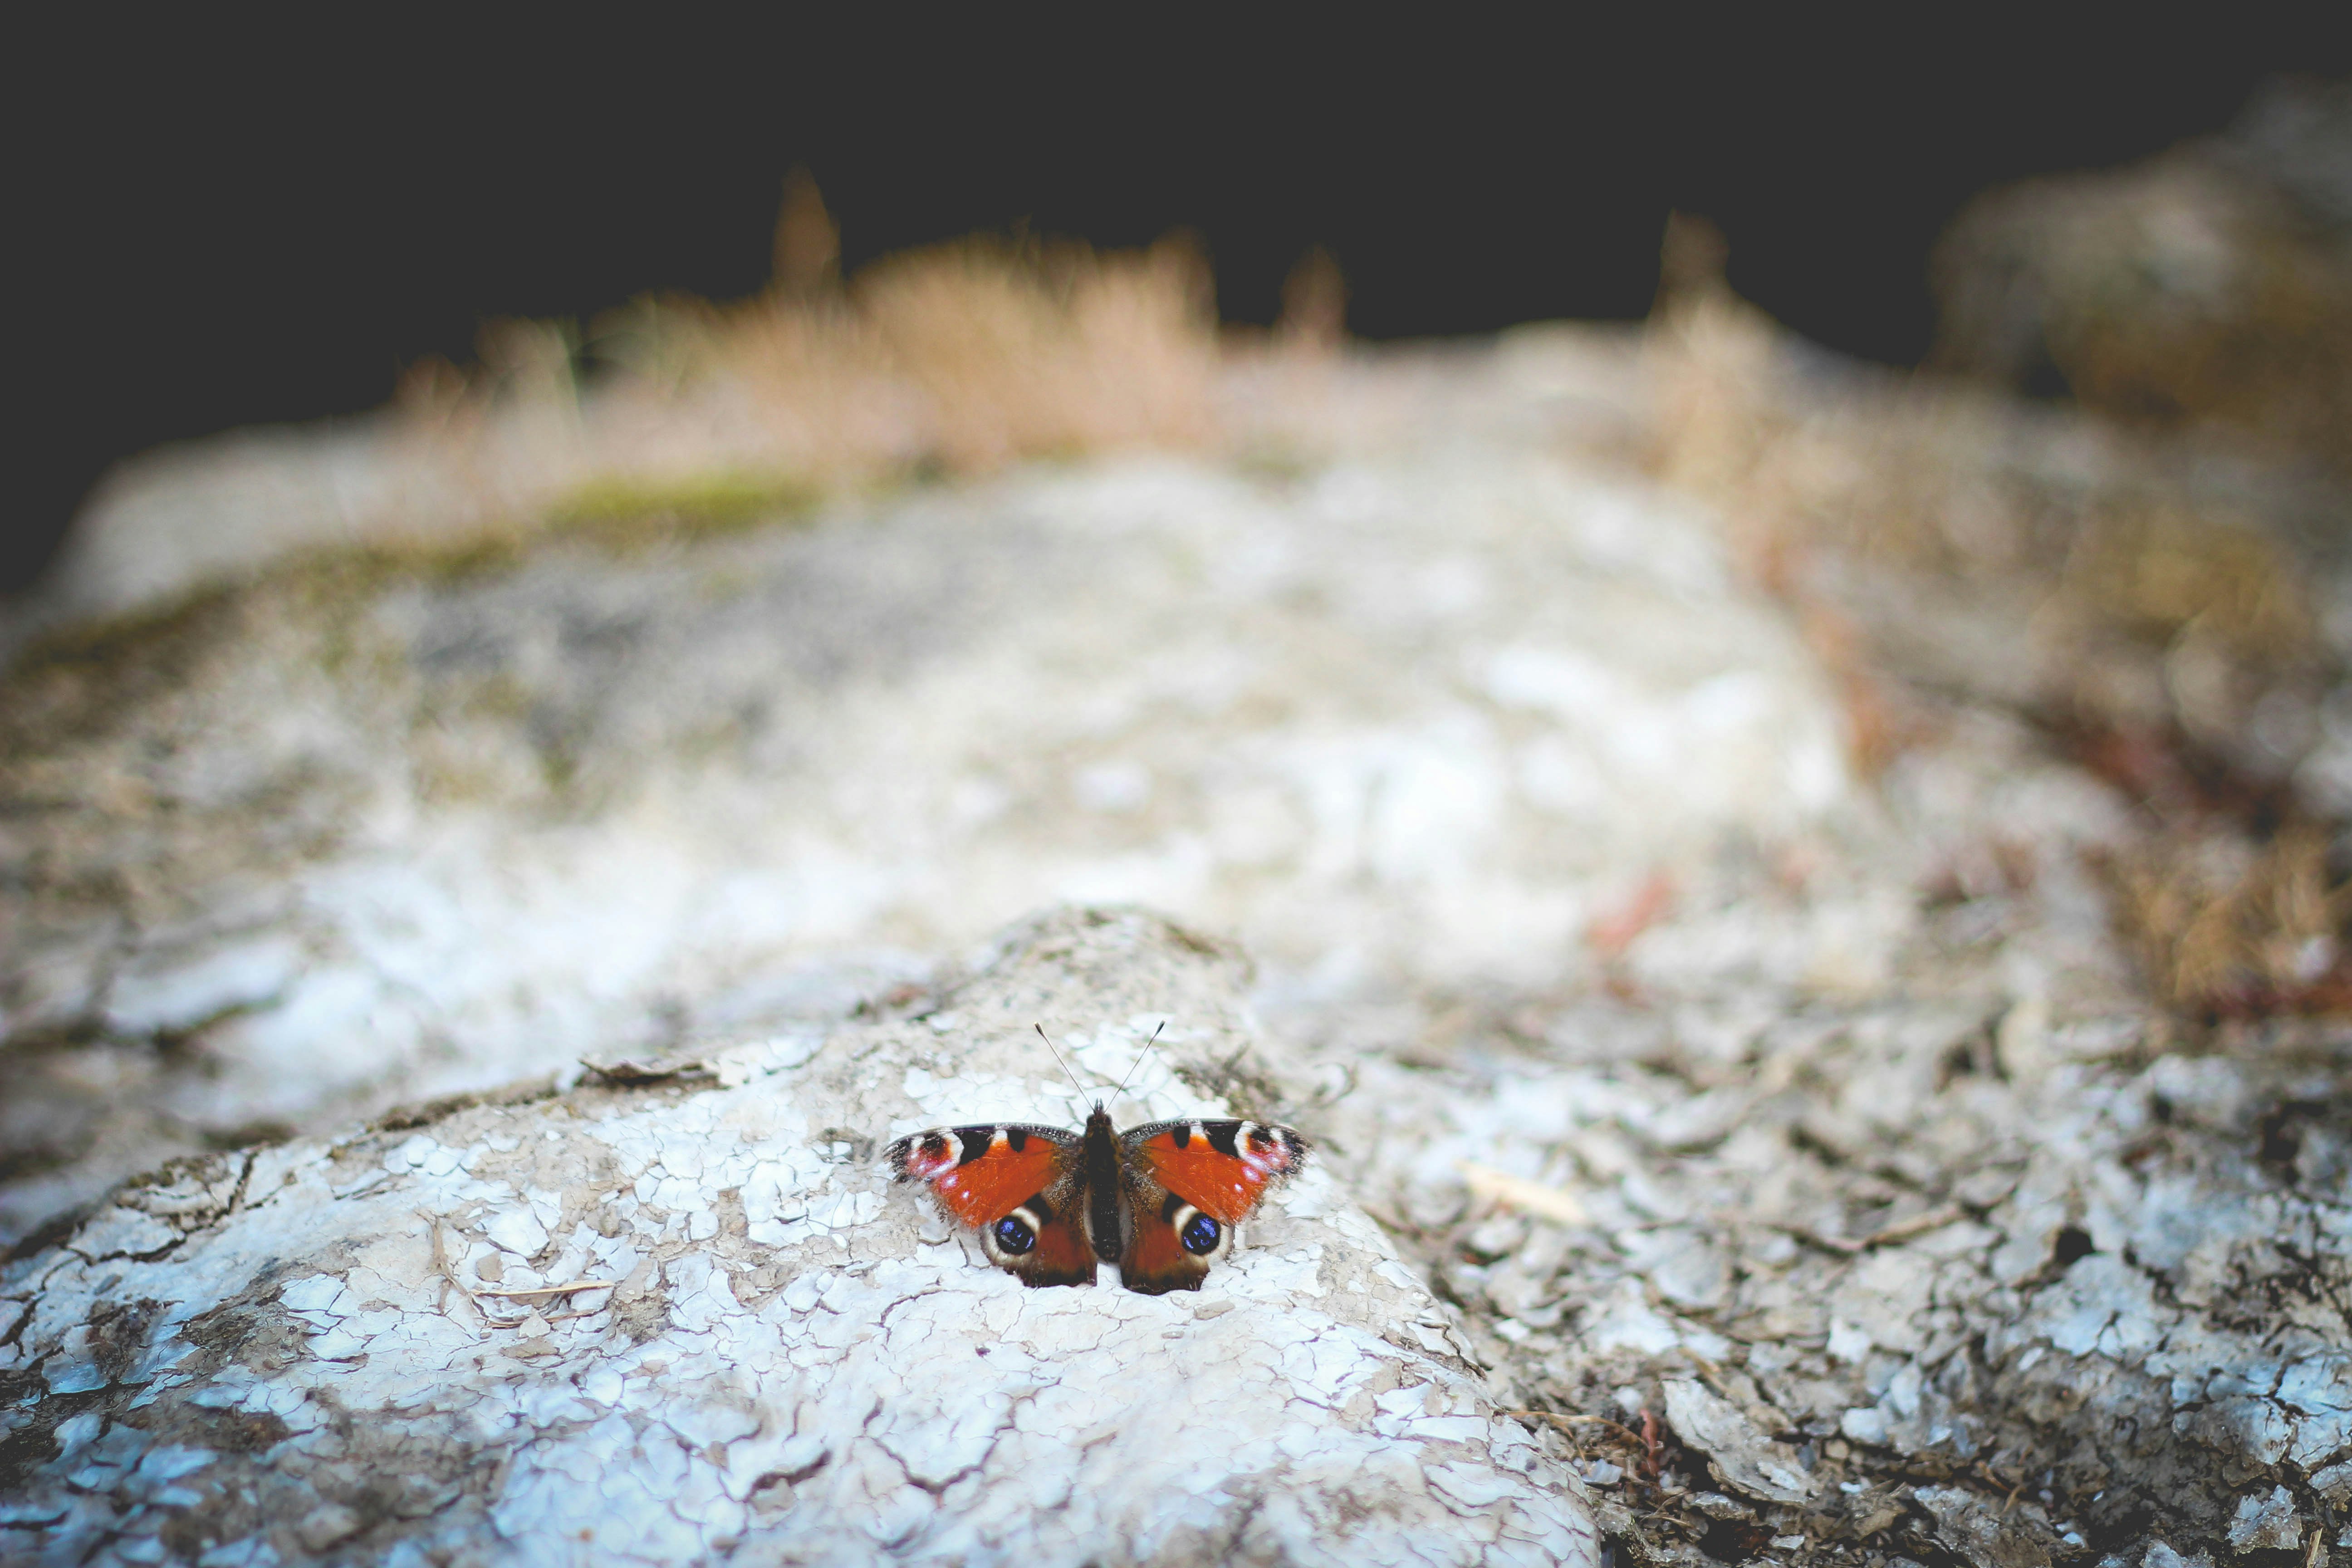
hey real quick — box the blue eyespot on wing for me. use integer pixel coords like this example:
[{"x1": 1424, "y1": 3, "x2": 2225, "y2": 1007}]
[{"x1": 883, "y1": 1122, "x2": 1093, "y2": 1288}]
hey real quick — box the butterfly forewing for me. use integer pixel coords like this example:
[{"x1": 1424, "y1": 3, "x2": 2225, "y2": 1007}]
[
  {"x1": 1123, "y1": 1118, "x2": 1309, "y2": 1224},
  {"x1": 885, "y1": 1122, "x2": 1079, "y2": 1227}
]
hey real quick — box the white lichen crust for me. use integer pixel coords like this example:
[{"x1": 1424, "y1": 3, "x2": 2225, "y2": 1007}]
[{"x1": 0, "y1": 909, "x2": 1598, "y2": 1567}]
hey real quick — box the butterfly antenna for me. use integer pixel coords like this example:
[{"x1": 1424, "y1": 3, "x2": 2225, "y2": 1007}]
[
  {"x1": 1109, "y1": 1021, "x2": 1166, "y2": 1110},
  {"x1": 1034, "y1": 1024, "x2": 1096, "y2": 1107}
]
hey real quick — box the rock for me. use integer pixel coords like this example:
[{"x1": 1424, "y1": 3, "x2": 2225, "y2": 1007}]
[
  {"x1": 1931, "y1": 77, "x2": 2352, "y2": 477},
  {"x1": 0, "y1": 908, "x2": 1599, "y2": 1567},
  {"x1": 1915, "y1": 1486, "x2": 2057, "y2": 1568},
  {"x1": 295, "y1": 1503, "x2": 363, "y2": 1552},
  {"x1": 1659, "y1": 1378, "x2": 1816, "y2": 1505},
  {"x1": 8, "y1": 160, "x2": 2352, "y2": 1566},
  {"x1": 2226, "y1": 1485, "x2": 2301, "y2": 1554},
  {"x1": 0, "y1": 377, "x2": 1852, "y2": 1249}
]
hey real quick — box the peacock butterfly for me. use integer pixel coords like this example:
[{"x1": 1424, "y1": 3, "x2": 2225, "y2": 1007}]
[{"x1": 884, "y1": 1027, "x2": 1310, "y2": 1295}]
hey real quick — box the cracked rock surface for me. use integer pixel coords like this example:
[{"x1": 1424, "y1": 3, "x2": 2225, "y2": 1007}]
[
  {"x1": 0, "y1": 344, "x2": 1845, "y2": 1247},
  {"x1": 5, "y1": 302, "x2": 2352, "y2": 1566},
  {"x1": 0, "y1": 908, "x2": 1598, "y2": 1566}
]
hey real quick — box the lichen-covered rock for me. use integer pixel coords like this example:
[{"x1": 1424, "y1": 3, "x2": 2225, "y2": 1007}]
[
  {"x1": 10, "y1": 184, "x2": 2352, "y2": 1568},
  {"x1": 0, "y1": 908, "x2": 1599, "y2": 1567},
  {"x1": 1341, "y1": 884, "x2": 2352, "y2": 1565},
  {"x1": 0, "y1": 410, "x2": 1858, "y2": 1252}
]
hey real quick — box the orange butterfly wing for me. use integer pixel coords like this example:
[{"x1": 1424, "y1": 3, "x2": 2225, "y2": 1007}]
[
  {"x1": 1117, "y1": 1119, "x2": 1309, "y2": 1295},
  {"x1": 1126, "y1": 1119, "x2": 1308, "y2": 1224},
  {"x1": 885, "y1": 1123, "x2": 1095, "y2": 1288},
  {"x1": 1119, "y1": 1201, "x2": 1212, "y2": 1294},
  {"x1": 888, "y1": 1124, "x2": 1068, "y2": 1226}
]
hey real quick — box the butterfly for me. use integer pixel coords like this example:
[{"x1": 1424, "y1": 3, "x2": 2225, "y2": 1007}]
[{"x1": 884, "y1": 1028, "x2": 1310, "y2": 1295}]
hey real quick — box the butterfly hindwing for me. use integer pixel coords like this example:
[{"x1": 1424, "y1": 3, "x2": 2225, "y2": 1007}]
[
  {"x1": 1117, "y1": 1119, "x2": 1309, "y2": 1294},
  {"x1": 1117, "y1": 1169, "x2": 1231, "y2": 1295},
  {"x1": 885, "y1": 1122, "x2": 1096, "y2": 1287}
]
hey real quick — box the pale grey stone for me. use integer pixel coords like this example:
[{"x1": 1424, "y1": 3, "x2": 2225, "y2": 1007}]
[
  {"x1": 4, "y1": 302, "x2": 2345, "y2": 1567},
  {"x1": 2226, "y1": 1486, "x2": 2301, "y2": 1554},
  {"x1": 1, "y1": 910, "x2": 1597, "y2": 1567},
  {"x1": 1660, "y1": 1378, "x2": 1816, "y2": 1504}
]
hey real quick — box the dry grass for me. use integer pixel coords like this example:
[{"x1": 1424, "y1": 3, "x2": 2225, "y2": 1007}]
[
  {"x1": 1644, "y1": 218, "x2": 2352, "y2": 1019},
  {"x1": 343, "y1": 181, "x2": 1250, "y2": 614},
  {"x1": 2109, "y1": 824, "x2": 2350, "y2": 1017},
  {"x1": 25, "y1": 181, "x2": 1357, "y2": 709},
  {"x1": 397, "y1": 181, "x2": 1223, "y2": 508},
  {"x1": 1647, "y1": 222, "x2": 2331, "y2": 732},
  {"x1": 2052, "y1": 499, "x2": 2314, "y2": 665},
  {"x1": 604, "y1": 230, "x2": 1221, "y2": 477}
]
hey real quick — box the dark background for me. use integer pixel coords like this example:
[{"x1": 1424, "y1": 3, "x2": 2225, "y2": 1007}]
[{"x1": 14, "y1": 17, "x2": 2348, "y2": 594}]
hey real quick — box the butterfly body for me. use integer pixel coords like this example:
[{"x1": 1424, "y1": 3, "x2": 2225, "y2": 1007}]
[{"x1": 887, "y1": 1105, "x2": 1308, "y2": 1295}]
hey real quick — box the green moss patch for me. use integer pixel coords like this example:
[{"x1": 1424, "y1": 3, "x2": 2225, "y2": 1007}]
[{"x1": 544, "y1": 469, "x2": 822, "y2": 543}]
